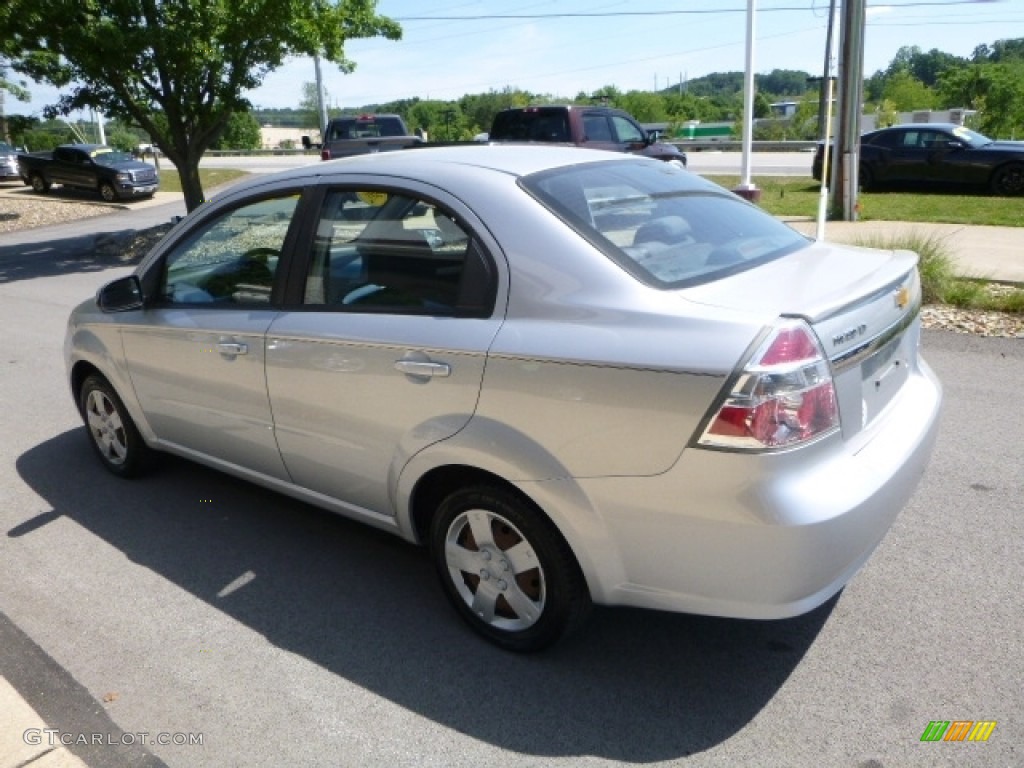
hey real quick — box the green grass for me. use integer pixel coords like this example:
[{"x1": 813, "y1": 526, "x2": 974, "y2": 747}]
[
  {"x1": 157, "y1": 168, "x2": 248, "y2": 194},
  {"x1": 706, "y1": 176, "x2": 1024, "y2": 227}
]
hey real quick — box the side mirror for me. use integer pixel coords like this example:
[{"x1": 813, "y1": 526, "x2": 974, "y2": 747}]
[{"x1": 97, "y1": 275, "x2": 144, "y2": 312}]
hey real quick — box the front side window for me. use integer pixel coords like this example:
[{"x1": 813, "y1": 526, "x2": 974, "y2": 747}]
[
  {"x1": 303, "y1": 189, "x2": 493, "y2": 316},
  {"x1": 522, "y1": 160, "x2": 809, "y2": 288},
  {"x1": 610, "y1": 115, "x2": 645, "y2": 144},
  {"x1": 159, "y1": 193, "x2": 299, "y2": 305}
]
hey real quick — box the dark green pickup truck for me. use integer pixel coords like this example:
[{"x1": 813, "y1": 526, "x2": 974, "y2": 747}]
[{"x1": 18, "y1": 143, "x2": 160, "y2": 202}]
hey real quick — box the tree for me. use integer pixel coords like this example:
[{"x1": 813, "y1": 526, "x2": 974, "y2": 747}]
[
  {"x1": 974, "y1": 38, "x2": 1024, "y2": 63},
  {"x1": 1, "y1": 60, "x2": 29, "y2": 142},
  {"x1": 212, "y1": 112, "x2": 262, "y2": 151},
  {"x1": 881, "y1": 71, "x2": 937, "y2": 111},
  {"x1": 619, "y1": 91, "x2": 668, "y2": 123},
  {"x1": 0, "y1": 1, "x2": 400, "y2": 211},
  {"x1": 939, "y1": 60, "x2": 1024, "y2": 137}
]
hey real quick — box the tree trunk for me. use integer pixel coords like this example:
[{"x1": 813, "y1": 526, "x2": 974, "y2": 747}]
[{"x1": 177, "y1": 156, "x2": 206, "y2": 213}]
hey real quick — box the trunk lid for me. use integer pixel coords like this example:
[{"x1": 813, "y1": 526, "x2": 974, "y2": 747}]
[{"x1": 683, "y1": 241, "x2": 923, "y2": 440}]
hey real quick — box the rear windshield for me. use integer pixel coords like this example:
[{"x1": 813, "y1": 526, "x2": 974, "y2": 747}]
[
  {"x1": 328, "y1": 117, "x2": 406, "y2": 140},
  {"x1": 521, "y1": 160, "x2": 809, "y2": 289},
  {"x1": 490, "y1": 109, "x2": 571, "y2": 142}
]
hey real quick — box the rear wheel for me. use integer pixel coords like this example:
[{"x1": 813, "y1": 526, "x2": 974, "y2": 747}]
[
  {"x1": 29, "y1": 173, "x2": 50, "y2": 193},
  {"x1": 990, "y1": 164, "x2": 1024, "y2": 196},
  {"x1": 859, "y1": 164, "x2": 874, "y2": 191},
  {"x1": 430, "y1": 485, "x2": 590, "y2": 652},
  {"x1": 99, "y1": 181, "x2": 118, "y2": 203},
  {"x1": 79, "y1": 374, "x2": 151, "y2": 477}
]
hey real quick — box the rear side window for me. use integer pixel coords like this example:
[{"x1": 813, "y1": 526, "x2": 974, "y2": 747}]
[
  {"x1": 303, "y1": 189, "x2": 495, "y2": 317},
  {"x1": 522, "y1": 160, "x2": 809, "y2": 289},
  {"x1": 582, "y1": 114, "x2": 613, "y2": 141}
]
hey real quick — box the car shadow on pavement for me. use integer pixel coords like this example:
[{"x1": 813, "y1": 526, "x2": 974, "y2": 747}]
[
  {"x1": 15, "y1": 430, "x2": 836, "y2": 763},
  {"x1": 0, "y1": 229, "x2": 155, "y2": 283}
]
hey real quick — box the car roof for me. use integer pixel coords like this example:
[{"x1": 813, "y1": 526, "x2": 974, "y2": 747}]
[
  {"x1": 876, "y1": 123, "x2": 961, "y2": 132},
  {"x1": 259, "y1": 144, "x2": 645, "y2": 189}
]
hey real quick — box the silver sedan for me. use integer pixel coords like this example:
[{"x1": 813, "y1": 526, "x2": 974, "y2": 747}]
[{"x1": 65, "y1": 145, "x2": 942, "y2": 651}]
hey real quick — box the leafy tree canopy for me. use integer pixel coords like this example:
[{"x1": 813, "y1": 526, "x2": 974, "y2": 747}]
[{"x1": 0, "y1": 0, "x2": 400, "y2": 210}]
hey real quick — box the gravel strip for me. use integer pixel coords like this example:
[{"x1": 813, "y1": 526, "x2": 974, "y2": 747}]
[
  {"x1": 0, "y1": 196, "x2": 122, "y2": 234},
  {"x1": 3, "y1": 189, "x2": 1021, "y2": 338}
]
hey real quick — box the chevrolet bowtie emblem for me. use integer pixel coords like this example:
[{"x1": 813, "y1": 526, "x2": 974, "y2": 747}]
[{"x1": 894, "y1": 286, "x2": 910, "y2": 309}]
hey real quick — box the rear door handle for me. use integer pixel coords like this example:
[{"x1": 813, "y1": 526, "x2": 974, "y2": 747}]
[
  {"x1": 217, "y1": 342, "x2": 248, "y2": 355},
  {"x1": 394, "y1": 360, "x2": 451, "y2": 378}
]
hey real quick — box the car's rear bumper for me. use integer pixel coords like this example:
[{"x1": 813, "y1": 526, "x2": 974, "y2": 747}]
[{"x1": 565, "y1": 359, "x2": 942, "y2": 619}]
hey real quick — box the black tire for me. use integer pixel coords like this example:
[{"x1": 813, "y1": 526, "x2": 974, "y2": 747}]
[
  {"x1": 79, "y1": 374, "x2": 152, "y2": 477},
  {"x1": 99, "y1": 181, "x2": 118, "y2": 203},
  {"x1": 990, "y1": 164, "x2": 1024, "y2": 196},
  {"x1": 430, "y1": 485, "x2": 591, "y2": 652},
  {"x1": 29, "y1": 173, "x2": 50, "y2": 193}
]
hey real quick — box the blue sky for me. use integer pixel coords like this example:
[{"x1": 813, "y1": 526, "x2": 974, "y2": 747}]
[{"x1": 12, "y1": 0, "x2": 1024, "y2": 116}]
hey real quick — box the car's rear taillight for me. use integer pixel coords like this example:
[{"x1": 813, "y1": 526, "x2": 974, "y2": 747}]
[
  {"x1": 698, "y1": 319, "x2": 838, "y2": 450},
  {"x1": 321, "y1": 149, "x2": 331, "y2": 161}
]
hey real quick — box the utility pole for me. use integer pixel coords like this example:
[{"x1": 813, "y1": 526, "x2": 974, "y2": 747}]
[
  {"x1": 314, "y1": 54, "x2": 329, "y2": 139},
  {"x1": 832, "y1": 0, "x2": 866, "y2": 221},
  {"x1": 733, "y1": 0, "x2": 761, "y2": 202},
  {"x1": 816, "y1": 0, "x2": 839, "y2": 141}
]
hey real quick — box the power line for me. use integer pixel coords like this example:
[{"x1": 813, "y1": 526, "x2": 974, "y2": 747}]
[{"x1": 393, "y1": 1, "x2": 1003, "y2": 22}]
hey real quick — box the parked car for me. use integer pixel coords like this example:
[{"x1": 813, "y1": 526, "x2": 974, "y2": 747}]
[
  {"x1": 813, "y1": 123, "x2": 1024, "y2": 195},
  {"x1": 489, "y1": 105, "x2": 687, "y2": 166},
  {"x1": 66, "y1": 145, "x2": 941, "y2": 651},
  {"x1": 18, "y1": 143, "x2": 159, "y2": 201},
  {"x1": 319, "y1": 114, "x2": 423, "y2": 160},
  {"x1": 0, "y1": 141, "x2": 22, "y2": 181}
]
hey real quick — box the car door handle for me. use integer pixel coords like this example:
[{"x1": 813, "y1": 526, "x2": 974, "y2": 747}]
[
  {"x1": 217, "y1": 342, "x2": 248, "y2": 355},
  {"x1": 394, "y1": 360, "x2": 451, "y2": 378}
]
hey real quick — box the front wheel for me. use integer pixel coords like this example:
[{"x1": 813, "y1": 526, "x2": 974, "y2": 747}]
[
  {"x1": 430, "y1": 485, "x2": 590, "y2": 652},
  {"x1": 79, "y1": 374, "x2": 152, "y2": 477},
  {"x1": 990, "y1": 164, "x2": 1024, "y2": 196},
  {"x1": 99, "y1": 181, "x2": 118, "y2": 203},
  {"x1": 29, "y1": 173, "x2": 50, "y2": 193}
]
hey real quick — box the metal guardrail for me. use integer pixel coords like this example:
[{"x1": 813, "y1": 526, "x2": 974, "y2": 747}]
[
  {"x1": 204, "y1": 148, "x2": 320, "y2": 157},
  {"x1": 669, "y1": 140, "x2": 818, "y2": 153}
]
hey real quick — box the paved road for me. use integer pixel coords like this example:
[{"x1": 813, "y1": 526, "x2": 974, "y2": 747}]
[{"x1": 0, "y1": 206, "x2": 1020, "y2": 768}]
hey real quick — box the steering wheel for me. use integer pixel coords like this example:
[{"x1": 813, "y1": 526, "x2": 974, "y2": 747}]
[{"x1": 240, "y1": 247, "x2": 280, "y2": 264}]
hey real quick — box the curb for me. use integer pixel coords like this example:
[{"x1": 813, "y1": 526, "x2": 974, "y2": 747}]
[{"x1": 0, "y1": 677, "x2": 88, "y2": 768}]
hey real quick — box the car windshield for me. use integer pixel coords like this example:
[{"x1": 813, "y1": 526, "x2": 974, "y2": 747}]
[
  {"x1": 949, "y1": 126, "x2": 993, "y2": 148},
  {"x1": 91, "y1": 149, "x2": 134, "y2": 166},
  {"x1": 0, "y1": 142, "x2": 14, "y2": 153},
  {"x1": 521, "y1": 160, "x2": 809, "y2": 288}
]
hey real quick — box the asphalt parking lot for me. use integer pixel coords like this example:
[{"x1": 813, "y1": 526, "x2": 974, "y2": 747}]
[{"x1": 0, "y1": 173, "x2": 1021, "y2": 768}]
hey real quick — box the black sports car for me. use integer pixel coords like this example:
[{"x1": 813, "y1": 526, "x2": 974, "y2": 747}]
[{"x1": 812, "y1": 123, "x2": 1024, "y2": 195}]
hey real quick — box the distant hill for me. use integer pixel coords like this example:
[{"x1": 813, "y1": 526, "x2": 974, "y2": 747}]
[{"x1": 664, "y1": 69, "x2": 815, "y2": 99}]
